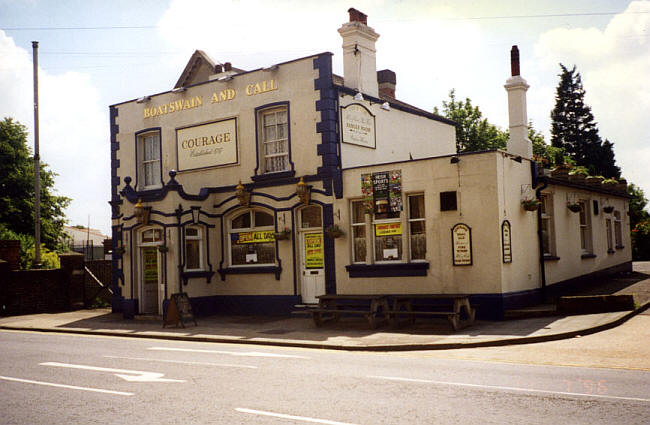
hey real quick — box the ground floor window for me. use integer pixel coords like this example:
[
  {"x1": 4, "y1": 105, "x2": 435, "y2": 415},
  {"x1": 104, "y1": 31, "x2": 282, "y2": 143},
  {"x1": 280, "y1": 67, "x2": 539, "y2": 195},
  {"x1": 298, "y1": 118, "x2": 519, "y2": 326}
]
[
  {"x1": 614, "y1": 211, "x2": 623, "y2": 248},
  {"x1": 184, "y1": 226, "x2": 203, "y2": 270},
  {"x1": 579, "y1": 200, "x2": 592, "y2": 254},
  {"x1": 541, "y1": 193, "x2": 555, "y2": 256},
  {"x1": 228, "y1": 209, "x2": 276, "y2": 266}
]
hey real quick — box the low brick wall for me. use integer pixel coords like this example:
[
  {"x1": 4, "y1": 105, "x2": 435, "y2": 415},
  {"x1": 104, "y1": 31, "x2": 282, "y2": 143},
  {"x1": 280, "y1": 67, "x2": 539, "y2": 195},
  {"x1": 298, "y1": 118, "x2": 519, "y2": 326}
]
[{"x1": 0, "y1": 252, "x2": 85, "y2": 316}]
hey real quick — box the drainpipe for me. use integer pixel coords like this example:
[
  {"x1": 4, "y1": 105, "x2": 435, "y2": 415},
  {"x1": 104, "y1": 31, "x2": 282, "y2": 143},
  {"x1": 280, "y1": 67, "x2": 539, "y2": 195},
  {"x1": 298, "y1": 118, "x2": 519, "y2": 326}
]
[{"x1": 535, "y1": 176, "x2": 548, "y2": 302}]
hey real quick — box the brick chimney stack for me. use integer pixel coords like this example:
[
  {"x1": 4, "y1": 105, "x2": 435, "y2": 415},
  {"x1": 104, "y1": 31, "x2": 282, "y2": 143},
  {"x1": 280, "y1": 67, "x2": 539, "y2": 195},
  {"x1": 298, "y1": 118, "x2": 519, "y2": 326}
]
[
  {"x1": 338, "y1": 8, "x2": 380, "y2": 97},
  {"x1": 377, "y1": 69, "x2": 396, "y2": 98},
  {"x1": 504, "y1": 45, "x2": 532, "y2": 159}
]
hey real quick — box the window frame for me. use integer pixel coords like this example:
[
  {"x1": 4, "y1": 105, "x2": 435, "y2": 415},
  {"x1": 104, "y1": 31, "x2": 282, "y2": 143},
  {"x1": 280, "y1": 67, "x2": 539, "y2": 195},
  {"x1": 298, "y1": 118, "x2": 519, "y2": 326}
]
[
  {"x1": 605, "y1": 217, "x2": 614, "y2": 253},
  {"x1": 136, "y1": 129, "x2": 163, "y2": 190},
  {"x1": 407, "y1": 193, "x2": 426, "y2": 262},
  {"x1": 227, "y1": 208, "x2": 277, "y2": 267},
  {"x1": 578, "y1": 200, "x2": 593, "y2": 255},
  {"x1": 540, "y1": 193, "x2": 555, "y2": 256},
  {"x1": 350, "y1": 200, "x2": 368, "y2": 264},
  {"x1": 255, "y1": 103, "x2": 292, "y2": 176},
  {"x1": 184, "y1": 226, "x2": 204, "y2": 271},
  {"x1": 614, "y1": 211, "x2": 623, "y2": 248}
]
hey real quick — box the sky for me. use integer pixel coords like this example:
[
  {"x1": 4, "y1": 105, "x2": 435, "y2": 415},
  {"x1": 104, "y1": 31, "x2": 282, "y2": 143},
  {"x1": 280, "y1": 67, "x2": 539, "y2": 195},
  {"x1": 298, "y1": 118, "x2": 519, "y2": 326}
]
[{"x1": 1, "y1": 0, "x2": 648, "y2": 235}]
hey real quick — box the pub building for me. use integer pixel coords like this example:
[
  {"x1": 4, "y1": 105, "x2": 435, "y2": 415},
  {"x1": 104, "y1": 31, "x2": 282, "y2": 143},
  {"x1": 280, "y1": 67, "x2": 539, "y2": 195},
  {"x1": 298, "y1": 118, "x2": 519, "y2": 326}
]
[{"x1": 109, "y1": 9, "x2": 632, "y2": 319}]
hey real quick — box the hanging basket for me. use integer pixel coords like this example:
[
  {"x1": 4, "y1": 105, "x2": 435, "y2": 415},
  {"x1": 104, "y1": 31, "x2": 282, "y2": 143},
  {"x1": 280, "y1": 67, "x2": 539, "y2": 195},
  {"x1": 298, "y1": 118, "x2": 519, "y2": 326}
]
[
  {"x1": 157, "y1": 245, "x2": 169, "y2": 253},
  {"x1": 603, "y1": 206, "x2": 615, "y2": 214},
  {"x1": 325, "y1": 225, "x2": 344, "y2": 238},
  {"x1": 274, "y1": 229, "x2": 291, "y2": 240},
  {"x1": 567, "y1": 203, "x2": 582, "y2": 213},
  {"x1": 521, "y1": 199, "x2": 541, "y2": 211}
]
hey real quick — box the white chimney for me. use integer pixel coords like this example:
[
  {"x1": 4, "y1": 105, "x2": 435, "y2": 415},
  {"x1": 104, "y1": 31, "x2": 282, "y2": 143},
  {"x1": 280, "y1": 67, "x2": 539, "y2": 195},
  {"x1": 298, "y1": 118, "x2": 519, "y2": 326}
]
[
  {"x1": 338, "y1": 8, "x2": 380, "y2": 98},
  {"x1": 504, "y1": 45, "x2": 532, "y2": 159}
]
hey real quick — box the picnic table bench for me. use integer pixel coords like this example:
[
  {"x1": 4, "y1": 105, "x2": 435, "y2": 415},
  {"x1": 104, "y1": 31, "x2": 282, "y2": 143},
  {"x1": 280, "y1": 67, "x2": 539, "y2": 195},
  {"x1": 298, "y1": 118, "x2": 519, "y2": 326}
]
[
  {"x1": 308, "y1": 294, "x2": 391, "y2": 329},
  {"x1": 388, "y1": 294, "x2": 476, "y2": 331}
]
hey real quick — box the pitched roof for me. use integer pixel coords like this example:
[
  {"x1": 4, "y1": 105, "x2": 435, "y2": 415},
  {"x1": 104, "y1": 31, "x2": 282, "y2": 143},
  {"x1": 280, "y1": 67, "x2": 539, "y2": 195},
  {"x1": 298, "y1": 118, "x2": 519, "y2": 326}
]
[{"x1": 174, "y1": 50, "x2": 218, "y2": 89}]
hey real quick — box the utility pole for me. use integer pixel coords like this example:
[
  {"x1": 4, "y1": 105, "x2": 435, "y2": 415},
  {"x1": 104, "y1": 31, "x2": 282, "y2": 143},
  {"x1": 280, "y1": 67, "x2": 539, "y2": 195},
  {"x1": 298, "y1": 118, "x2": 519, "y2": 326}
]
[{"x1": 32, "y1": 41, "x2": 41, "y2": 268}]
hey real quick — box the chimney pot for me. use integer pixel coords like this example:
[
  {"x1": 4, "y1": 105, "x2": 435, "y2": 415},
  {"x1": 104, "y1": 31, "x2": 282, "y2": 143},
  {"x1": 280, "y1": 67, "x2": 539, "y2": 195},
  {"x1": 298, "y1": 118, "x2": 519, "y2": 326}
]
[
  {"x1": 215, "y1": 64, "x2": 223, "y2": 73},
  {"x1": 510, "y1": 45, "x2": 520, "y2": 77},
  {"x1": 224, "y1": 62, "x2": 232, "y2": 72},
  {"x1": 348, "y1": 8, "x2": 367, "y2": 24}
]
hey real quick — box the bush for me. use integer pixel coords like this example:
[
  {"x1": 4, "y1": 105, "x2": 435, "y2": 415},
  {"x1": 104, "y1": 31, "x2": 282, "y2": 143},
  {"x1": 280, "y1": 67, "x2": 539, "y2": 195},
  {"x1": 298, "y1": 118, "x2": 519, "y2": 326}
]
[{"x1": 0, "y1": 224, "x2": 62, "y2": 269}]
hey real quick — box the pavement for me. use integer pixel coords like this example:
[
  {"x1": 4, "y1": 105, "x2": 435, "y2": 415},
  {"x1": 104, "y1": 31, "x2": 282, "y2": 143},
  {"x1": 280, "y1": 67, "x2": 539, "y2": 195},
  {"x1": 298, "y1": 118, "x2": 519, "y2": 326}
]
[{"x1": 1, "y1": 262, "x2": 649, "y2": 352}]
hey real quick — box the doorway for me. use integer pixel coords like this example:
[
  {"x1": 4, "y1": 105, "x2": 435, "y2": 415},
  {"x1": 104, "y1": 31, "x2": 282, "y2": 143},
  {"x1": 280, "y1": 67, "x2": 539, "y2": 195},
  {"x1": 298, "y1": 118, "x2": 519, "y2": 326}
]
[
  {"x1": 298, "y1": 206, "x2": 325, "y2": 304},
  {"x1": 138, "y1": 228, "x2": 162, "y2": 314}
]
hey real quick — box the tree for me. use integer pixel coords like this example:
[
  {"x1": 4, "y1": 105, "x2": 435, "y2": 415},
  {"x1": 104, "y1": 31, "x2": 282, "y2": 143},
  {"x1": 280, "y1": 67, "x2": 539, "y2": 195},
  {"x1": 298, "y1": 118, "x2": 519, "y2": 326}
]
[
  {"x1": 550, "y1": 64, "x2": 621, "y2": 178},
  {"x1": 0, "y1": 117, "x2": 70, "y2": 250},
  {"x1": 434, "y1": 89, "x2": 508, "y2": 153},
  {"x1": 627, "y1": 184, "x2": 650, "y2": 260}
]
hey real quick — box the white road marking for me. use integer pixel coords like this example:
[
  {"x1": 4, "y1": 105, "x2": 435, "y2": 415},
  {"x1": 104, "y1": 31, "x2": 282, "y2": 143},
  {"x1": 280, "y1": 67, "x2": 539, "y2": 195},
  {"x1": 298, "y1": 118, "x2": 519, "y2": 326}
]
[
  {"x1": 40, "y1": 362, "x2": 186, "y2": 383},
  {"x1": 0, "y1": 375, "x2": 133, "y2": 396},
  {"x1": 235, "y1": 408, "x2": 358, "y2": 425},
  {"x1": 103, "y1": 355, "x2": 258, "y2": 369},
  {"x1": 148, "y1": 346, "x2": 309, "y2": 359},
  {"x1": 368, "y1": 375, "x2": 650, "y2": 403}
]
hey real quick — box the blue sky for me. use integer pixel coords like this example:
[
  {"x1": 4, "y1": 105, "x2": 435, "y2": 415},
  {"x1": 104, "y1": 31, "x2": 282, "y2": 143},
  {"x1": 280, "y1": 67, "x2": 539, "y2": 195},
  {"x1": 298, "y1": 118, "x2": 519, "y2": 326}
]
[{"x1": 1, "y1": 0, "x2": 648, "y2": 234}]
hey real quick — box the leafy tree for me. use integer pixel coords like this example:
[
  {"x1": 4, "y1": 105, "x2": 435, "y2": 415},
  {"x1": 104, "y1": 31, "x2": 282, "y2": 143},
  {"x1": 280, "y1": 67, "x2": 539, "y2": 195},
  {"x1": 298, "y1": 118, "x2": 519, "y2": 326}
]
[
  {"x1": 530, "y1": 122, "x2": 568, "y2": 168},
  {"x1": 434, "y1": 89, "x2": 508, "y2": 153},
  {"x1": 627, "y1": 184, "x2": 650, "y2": 260},
  {"x1": 0, "y1": 117, "x2": 70, "y2": 251},
  {"x1": 550, "y1": 64, "x2": 620, "y2": 178}
]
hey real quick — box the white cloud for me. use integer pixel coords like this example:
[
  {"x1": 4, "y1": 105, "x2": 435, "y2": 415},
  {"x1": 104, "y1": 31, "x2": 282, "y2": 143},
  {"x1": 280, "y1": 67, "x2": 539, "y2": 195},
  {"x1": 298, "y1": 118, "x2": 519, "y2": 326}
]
[
  {"x1": 533, "y1": 1, "x2": 650, "y2": 195},
  {"x1": 0, "y1": 31, "x2": 110, "y2": 236}
]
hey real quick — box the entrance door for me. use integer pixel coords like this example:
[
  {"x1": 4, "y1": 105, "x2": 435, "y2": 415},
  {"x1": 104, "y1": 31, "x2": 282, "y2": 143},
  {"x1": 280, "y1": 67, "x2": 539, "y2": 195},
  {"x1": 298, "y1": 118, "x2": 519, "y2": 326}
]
[
  {"x1": 141, "y1": 247, "x2": 159, "y2": 314},
  {"x1": 300, "y1": 231, "x2": 325, "y2": 304}
]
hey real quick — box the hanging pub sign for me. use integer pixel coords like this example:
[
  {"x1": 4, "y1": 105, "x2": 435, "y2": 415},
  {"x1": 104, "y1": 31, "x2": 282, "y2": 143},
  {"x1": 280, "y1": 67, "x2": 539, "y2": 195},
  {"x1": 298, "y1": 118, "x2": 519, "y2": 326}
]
[
  {"x1": 361, "y1": 170, "x2": 402, "y2": 214},
  {"x1": 502, "y1": 220, "x2": 512, "y2": 263},
  {"x1": 451, "y1": 223, "x2": 473, "y2": 266},
  {"x1": 341, "y1": 103, "x2": 376, "y2": 148},
  {"x1": 176, "y1": 118, "x2": 238, "y2": 172}
]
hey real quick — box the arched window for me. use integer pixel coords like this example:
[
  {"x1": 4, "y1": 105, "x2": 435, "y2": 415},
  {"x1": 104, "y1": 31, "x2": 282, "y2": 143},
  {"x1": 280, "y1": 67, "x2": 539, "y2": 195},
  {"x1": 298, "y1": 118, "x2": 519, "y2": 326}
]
[{"x1": 228, "y1": 209, "x2": 276, "y2": 266}]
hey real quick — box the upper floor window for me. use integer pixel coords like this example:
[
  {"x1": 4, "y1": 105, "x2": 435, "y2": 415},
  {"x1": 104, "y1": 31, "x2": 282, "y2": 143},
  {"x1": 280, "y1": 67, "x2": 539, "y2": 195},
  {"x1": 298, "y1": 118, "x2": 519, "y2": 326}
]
[
  {"x1": 259, "y1": 107, "x2": 289, "y2": 174},
  {"x1": 228, "y1": 209, "x2": 276, "y2": 266},
  {"x1": 138, "y1": 131, "x2": 161, "y2": 189},
  {"x1": 185, "y1": 227, "x2": 203, "y2": 271}
]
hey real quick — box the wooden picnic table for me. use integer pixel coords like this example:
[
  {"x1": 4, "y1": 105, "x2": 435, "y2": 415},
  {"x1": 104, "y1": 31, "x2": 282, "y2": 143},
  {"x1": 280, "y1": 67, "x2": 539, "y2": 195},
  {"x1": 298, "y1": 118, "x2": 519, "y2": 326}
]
[
  {"x1": 308, "y1": 294, "x2": 391, "y2": 328},
  {"x1": 388, "y1": 294, "x2": 476, "y2": 331}
]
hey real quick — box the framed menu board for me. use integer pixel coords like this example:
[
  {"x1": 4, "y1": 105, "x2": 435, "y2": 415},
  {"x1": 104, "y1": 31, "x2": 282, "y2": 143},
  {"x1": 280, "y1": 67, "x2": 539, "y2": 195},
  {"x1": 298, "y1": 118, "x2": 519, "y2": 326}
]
[{"x1": 452, "y1": 223, "x2": 473, "y2": 266}]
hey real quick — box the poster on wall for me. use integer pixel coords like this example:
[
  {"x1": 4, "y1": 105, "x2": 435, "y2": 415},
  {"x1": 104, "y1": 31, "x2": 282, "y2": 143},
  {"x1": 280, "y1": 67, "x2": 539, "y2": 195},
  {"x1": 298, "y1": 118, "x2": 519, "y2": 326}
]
[
  {"x1": 451, "y1": 223, "x2": 473, "y2": 266},
  {"x1": 304, "y1": 233, "x2": 324, "y2": 269},
  {"x1": 372, "y1": 171, "x2": 390, "y2": 213},
  {"x1": 361, "y1": 173, "x2": 373, "y2": 213},
  {"x1": 375, "y1": 222, "x2": 402, "y2": 236},
  {"x1": 341, "y1": 103, "x2": 376, "y2": 148},
  {"x1": 502, "y1": 220, "x2": 512, "y2": 263},
  {"x1": 232, "y1": 231, "x2": 275, "y2": 244},
  {"x1": 176, "y1": 118, "x2": 238, "y2": 172},
  {"x1": 388, "y1": 170, "x2": 402, "y2": 213}
]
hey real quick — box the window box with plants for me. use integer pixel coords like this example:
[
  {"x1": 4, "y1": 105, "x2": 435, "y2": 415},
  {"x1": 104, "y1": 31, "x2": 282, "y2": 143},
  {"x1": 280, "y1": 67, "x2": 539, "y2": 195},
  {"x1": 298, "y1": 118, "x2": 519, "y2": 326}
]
[
  {"x1": 568, "y1": 166, "x2": 589, "y2": 184},
  {"x1": 521, "y1": 198, "x2": 541, "y2": 212},
  {"x1": 551, "y1": 163, "x2": 572, "y2": 178},
  {"x1": 585, "y1": 175, "x2": 604, "y2": 187},
  {"x1": 601, "y1": 178, "x2": 618, "y2": 191}
]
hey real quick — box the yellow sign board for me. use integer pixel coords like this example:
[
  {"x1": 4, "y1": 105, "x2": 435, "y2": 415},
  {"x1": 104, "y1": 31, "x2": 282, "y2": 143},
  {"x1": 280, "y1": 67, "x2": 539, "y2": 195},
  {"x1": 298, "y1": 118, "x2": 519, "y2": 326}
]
[
  {"x1": 143, "y1": 248, "x2": 158, "y2": 282},
  {"x1": 304, "y1": 233, "x2": 324, "y2": 269},
  {"x1": 236, "y1": 231, "x2": 275, "y2": 244},
  {"x1": 375, "y1": 222, "x2": 402, "y2": 236}
]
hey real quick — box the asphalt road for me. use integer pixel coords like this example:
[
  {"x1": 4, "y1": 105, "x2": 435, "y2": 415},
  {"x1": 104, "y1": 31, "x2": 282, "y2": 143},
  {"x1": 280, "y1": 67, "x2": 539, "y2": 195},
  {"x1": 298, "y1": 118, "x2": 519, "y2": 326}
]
[{"x1": 0, "y1": 329, "x2": 648, "y2": 425}]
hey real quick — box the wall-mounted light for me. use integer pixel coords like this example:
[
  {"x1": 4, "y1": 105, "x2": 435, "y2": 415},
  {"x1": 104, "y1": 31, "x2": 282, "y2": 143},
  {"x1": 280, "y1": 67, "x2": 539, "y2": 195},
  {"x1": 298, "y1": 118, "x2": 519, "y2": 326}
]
[
  {"x1": 354, "y1": 91, "x2": 364, "y2": 101},
  {"x1": 235, "y1": 181, "x2": 250, "y2": 207},
  {"x1": 450, "y1": 157, "x2": 460, "y2": 164},
  {"x1": 296, "y1": 177, "x2": 310, "y2": 205},
  {"x1": 511, "y1": 155, "x2": 522, "y2": 163},
  {"x1": 135, "y1": 96, "x2": 151, "y2": 103},
  {"x1": 134, "y1": 198, "x2": 149, "y2": 225},
  {"x1": 218, "y1": 74, "x2": 233, "y2": 81},
  {"x1": 263, "y1": 64, "x2": 279, "y2": 71},
  {"x1": 171, "y1": 87, "x2": 186, "y2": 93},
  {"x1": 381, "y1": 102, "x2": 390, "y2": 111}
]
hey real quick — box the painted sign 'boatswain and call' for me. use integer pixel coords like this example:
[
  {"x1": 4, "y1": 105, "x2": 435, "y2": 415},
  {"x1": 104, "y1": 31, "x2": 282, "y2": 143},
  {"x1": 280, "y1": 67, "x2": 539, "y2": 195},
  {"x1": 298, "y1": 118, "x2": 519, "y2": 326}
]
[{"x1": 143, "y1": 79, "x2": 278, "y2": 118}]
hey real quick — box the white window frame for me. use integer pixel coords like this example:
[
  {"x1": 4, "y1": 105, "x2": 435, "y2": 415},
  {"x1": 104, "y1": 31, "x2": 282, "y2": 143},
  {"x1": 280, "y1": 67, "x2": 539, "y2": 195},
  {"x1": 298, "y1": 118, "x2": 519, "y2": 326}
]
[
  {"x1": 259, "y1": 107, "x2": 289, "y2": 174},
  {"x1": 227, "y1": 209, "x2": 276, "y2": 267},
  {"x1": 184, "y1": 226, "x2": 203, "y2": 271},
  {"x1": 138, "y1": 131, "x2": 162, "y2": 190},
  {"x1": 140, "y1": 227, "x2": 163, "y2": 245},
  {"x1": 605, "y1": 218, "x2": 614, "y2": 253},
  {"x1": 407, "y1": 193, "x2": 426, "y2": 261},
  {"x1": 578, "y1": 200, "x2": 592, "y2": 255},
  {"x1": 350, "y1": 200, "x2": 367, "y2": 264},
  {"x1": 540, "y1": 193, "x2": 555, "y2": 256},
  {"x1": 614, "y1": 211, "x2": 623, "y2": 248}
]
